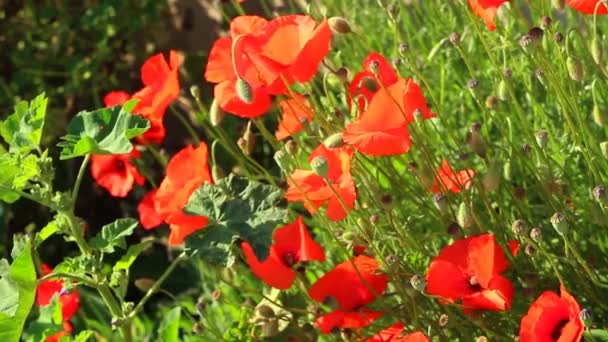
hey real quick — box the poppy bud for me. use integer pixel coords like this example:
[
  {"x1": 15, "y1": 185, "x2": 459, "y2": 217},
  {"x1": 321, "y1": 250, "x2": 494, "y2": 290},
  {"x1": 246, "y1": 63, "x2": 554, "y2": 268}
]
[
  {"x1": 535, "y1": 130, "x2": 549, "y2": 149},
  {"x1": 503, "y1": 161, "x2": 512, "y2": 181},
  {"x1": 550, "y1": 212, "x2": 569, "y2": 235},
  {"x1": 467, "y1": 123, "x2": 487, "y2": 158},
  {"x1": 212, "y1": 164, "x2": 225, "y2": 182},
  {"x1": 552, "y1": 0, "x2": 565, "y2": 9},
  {"x1": 323, "y1": 133, "x2": 345, "y2": 148},
  {"x1": 579, "y1": 308, "x2": 592, "y2": 325},
  {"x1": 567, "y1": 56, "x2": 584, "y2": 82},
  {"x1": 524, "y1": 245, "x2": 536, "y2": 256},
  {"x1": 591, "y1": 37, "x2": 602, "y2": 65},
  {"x1": 409, "y1": 275, "x2": 427, "y2": 292},
  {"x1": 497, "y1": 80, "x2": 509, "y2": 101},
  {"x1": 134, "y1": 278, "x2": 155, "y2": 292},
  {"x1": 600, "y1": 141, "x2": 608, "y2": 159},
  {"x1": 438, "y1": 314, "x2": 449, "y2": 327},
  {"x1": 592, "y1": 104, "x2": 606, "y2": 126},
  {"x1": 328, "y1": 16, "x2": 352, "y2": 34},
  {"x1": 449, "y1": 32, "x2": 461, "y2": 45},
  {"x1": 485, "y1": 95, "x2": 498, "y2": 110},
  {"x1": 262, "y1": 319, "x2": 279, "y2": 337},
  {"x1": 274, "y1": 150, "x2": 291, "y2": 172},
  {"x1": 511, "y1": 219, "x2": 528, "y2": 235},
  {"x1": 235, "y1": 77, "x2": 254, "y2": 104},
  {"x1": 553, "y1": 32, "x2": 564, "y2": 43},
  {"x1": 593, "y1": 185, "x2": 608, "y2": 207},
  {"x1": 541, "y1": 16, "x2": 552, "y2": 29},
  {"x1": 310, "y1": 156, "x2": 329, "y2": 178},
  {"x1": 457, "y1": 201, "x2": 473, "y2": 228},
  {"x1": 257, "y1": 305, "x2": 275, "y2": 318},
  {"x1": 432, "y1": 193, "x2": 448, "y2": 215},
  {"x1": 530, "y1": 227, "x2": 542, "y2": 241},
  {"x1": 482, "y1": 163, "x2": 501, "y2": 192},
  {"x1": 209, "y1": 99, "x2": 225, "y2": 126}
]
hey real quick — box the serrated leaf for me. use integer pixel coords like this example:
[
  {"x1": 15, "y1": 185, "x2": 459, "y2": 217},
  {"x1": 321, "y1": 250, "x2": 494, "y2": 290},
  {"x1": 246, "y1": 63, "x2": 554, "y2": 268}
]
[
  {"x1": 89, "y1": 218, "x2": 138, "y2": 253},
  {"x1": 158, "y1": 307, "x2": 181, "y2": 342},
  {"x1": 0, "y1": 154, "x2": 39, "y2": 203},
  {"x1": 58, "y1": 103, "x2": 149, "y2": 160},
  {"x1": 0, "y1": 93, "x2": 48, "y2": 153},
  {"x1": 35, "y1": 221, "x2": 59, "y2": 247},
  {"x1": 0, "y1": 236, "x2": 37, "y2": 342},
  {"x1": 113, "y1": 240, "x2": 152, "y2": 272},
  {"x1": 184, "y1": 175, "x2": 287, "y2": 266}
]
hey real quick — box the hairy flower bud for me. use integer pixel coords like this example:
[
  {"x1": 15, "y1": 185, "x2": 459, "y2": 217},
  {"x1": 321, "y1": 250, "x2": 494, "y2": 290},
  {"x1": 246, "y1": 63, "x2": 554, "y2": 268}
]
[
  {"x1": 236, "y1": 77, "x2": 254, "y2": 104},
  {"x1": 567, "y1": 56, "x2": 584, "y2": 82},
  {"x1": 324, "y1": 133, "x2": 345, "y2": 148},
  {"x1": 209, "y1": 99, "x2": 225, "y2": 126},
  {"x1": 457, "y1": 202, "x2": 473, "y2": 228},
  {"x1": 591, "y1": 37, "x2": 602, "y2": 65}
]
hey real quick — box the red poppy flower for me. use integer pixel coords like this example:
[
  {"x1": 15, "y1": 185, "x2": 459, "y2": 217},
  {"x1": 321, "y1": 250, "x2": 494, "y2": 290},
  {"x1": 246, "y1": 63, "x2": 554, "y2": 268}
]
[
  {"x1": 426, "y1": 234, "x2": 514, "y2": 312},
  {"x1": 37, "y1": 264, "x2": 80, "y2": 322},
  {"x1": 104, "y1": 91, "x2": 131, "y2": 107},
  {"x1": 138, "y1": 189, "x2": 164, "y2": 229},
  {"x1": 366, "y1": 323, "x2": 429, "y2": 342},
  {"x1": 309, "y1": 255, "x2": 388, "y2": 333},
  {"x1": 241, "y1": 216, "x2": 325, "y2": 289},
  {"x1": 469, "y1": 0, "x2": 508, "y2": 31},
  {"x1": 90, "y1": 148, "x2": 145, "y2": 198},
  {"x1": 343, "y1": 78, "x2": 435, "y2": 156},
  {"x1": 349, "y1": 52, "x2": 398, "y2": 110},
  {"x1": 567, "y1": 0, "x2": 608, "y2": 14},
  {"x1": 285, "y1": 144, "x2": 356, "y2": 221},
  {"x1": 152, "y1": 144, "x2": 212, "y2": 245},
  {"x1": 508, "y1": 239, "x2": 520, "y2": 257},
  {"x1": 275, "y1": 94, "x2": 314, "y2": 141},
  {"x1": 431, "y1": 160, "x2": 476, "y2": 194},
  {"x1": 46, "y1": 321, "x2": 73, "y2": 342},
  {"x1": 519, "y1": 285, "x2": 584, "y2": 342}
]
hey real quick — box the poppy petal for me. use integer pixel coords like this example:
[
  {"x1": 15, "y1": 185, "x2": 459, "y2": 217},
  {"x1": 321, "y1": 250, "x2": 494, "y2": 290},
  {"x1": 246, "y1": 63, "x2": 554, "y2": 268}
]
[{"x1": 241, "y1": 242, "x2": 297, "y2": 289}]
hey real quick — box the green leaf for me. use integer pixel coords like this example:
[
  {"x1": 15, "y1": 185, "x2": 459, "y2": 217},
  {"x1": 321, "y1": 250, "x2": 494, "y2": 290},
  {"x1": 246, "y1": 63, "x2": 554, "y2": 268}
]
[
  {"x1": 184, "y1": 175, "x2": 287, "y2": 266},
  {"x1": 58, "y1": 102, "x2": 149, "y2": 159},
  {"x1": 0, "y1": 153, "x2": 40, "y2": 203},
  {"x1": 35, "y1": 221, "x2": 59, "y2": 247},
  {"x1": 113, "y1": 240, "x2": 152, "y2": 272},
  {"x1": 89, "y1": 218, "x2": 139, "y2": 253},
  {"x1": 0, "y1": 93, "x2": 48, "y2": 153},
  {"x1": 587, "y1": 330, "x2": 608, "y2": 342},
  {"x1": 157, "y1": 307, "x2": 181, "y2": 342},
  {"x1": 0, "y1": 236, "x2": 37, "y2": 342},
  {"x1": 23, "y1": 296, "x2": 63, "y2": 342},
  {"x1": 74, "y1": 330, "x2": 96, "y2": 342}
]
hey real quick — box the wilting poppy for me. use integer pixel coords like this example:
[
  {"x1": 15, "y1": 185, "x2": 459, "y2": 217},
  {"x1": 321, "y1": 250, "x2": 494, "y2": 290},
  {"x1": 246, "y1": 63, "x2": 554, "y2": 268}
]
[
  {"x1": 138, "y1": 189, "x2": 164, "y2": 229},
  {"x1": 90, "y1": 148, "x2": 145, "y2": 198},
  {"x1": 567, "y1": 0, "x2": 608, "y2": 14},
  {"x1": 285, "y1": 144, "x2": 356, "y2": 221},
  {"x1": 343, "y1": 78, "x2": 434, "y2": 156},
  {"x1": 366, "y1": 322, "x2": 429, "y2": 342},
  {"x1": 519, "y1": 285, "x2": 584, "y2": 342},
  {"x1": 37, "y1": 264, "x2": 80, "y2": 322},
  {"x1": 349, "y1": 52, "x2": 398, "y2": 110},
  {"x1": 469, "y1": 0, "x2": 508, "y2": 31},
  {"x1": 275, "y1": 94, "x2": 314, "y2": 141},
  {"x1": 431, "y1": 160, "x2": 476, "y2": 194},
  {"x1": 151, "y1": 144, "x2": 212, "y2": 245},
  {"x1": 426, "y1": 234, "x2": 514, "y2": 312},
  {"x1": 241, "y1": 216, "x2": 325, "y2": 289},
  {"x1": 309, "y1": 255, "x2": 388, "y2": 333}
]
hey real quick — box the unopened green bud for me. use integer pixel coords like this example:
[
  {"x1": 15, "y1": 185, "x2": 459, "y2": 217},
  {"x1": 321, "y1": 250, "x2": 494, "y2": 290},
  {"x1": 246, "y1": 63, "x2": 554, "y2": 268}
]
[
  {"x1": 236, "y1": 77, "x2": 254, "y2": 104},
  {"x1": 457, "y1": 202, "x2": 473, "y2": 228},
  {"x1": 550, "y1": 212, "x2": 569, "y2": 235},
  {"x1": 209, "y1": 99, "x2": 225, "y2": 126},
  {"x1": 239, "y1": 121, "x2": 255, "y2": 155},
  {"x1": 497, "y1": 80, "x2": 509, "y2": 101},
  {"x1": 567, "y1": 56, "x2": 584, "y2": 82},
  {"x1": 328, "y1": 16, "x2": 352, "y2": 34},
  {"x1": 190, "y1": 85, "x2": 201, "y2": 102},
  {"x1": 323, "y1": 133, "x2": 345, "y2": 148},
  {"x1": 591, "y1": 38, "x2": 602, "y2": 65},
  {"x1": 310, "y1": 156, "x2": 329, "y2": 178},
  {"x1": 503, "y1": 161, "x2": 513, "y2": 181}
]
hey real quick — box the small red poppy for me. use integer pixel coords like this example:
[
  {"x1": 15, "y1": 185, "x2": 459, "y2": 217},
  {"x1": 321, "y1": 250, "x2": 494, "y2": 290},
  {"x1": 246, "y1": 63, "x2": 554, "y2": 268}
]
[
  {"x1": 138, "y1": 189, "x2": 164, "y2": 229},
  {"x1": 275, "y1": 94, "x2": 314, "y2": 141},
  {"x1": 431, "y1": 160, "x2": 476, "y2": 194},
  {"x1": 567, "y1": 0, "x2": 608, "y2": 14},
  {"x1": 315, "y1": 309, "x2": 383, "y2": 334},
  {"x1": 241, "y1": 216, "x2": 325, "y2": 289},
  {"x1": 36, "y1": 264, "x2": 80, "y2": 322},
  {"x1": 426, "y1": 234, "x2": 514, "y2": 312},
  {"x1": 285, "y1": 144, "x2": 356, "y2": 221},
  {"x1": 507, "y1": 239, "x2": 520, "y2": 257},
  {"x1": 103, "y1": 91, "x2": 131, "y2": 107},
  {"x1": 469, "y1": 0, "x2": 508, "y2": 31},
  {"x1": 349, "y1": 52, "x2": 398, "y2": 110},
  {"x1": 366, "y1": 322, "x2": 429, "y2": 342},
  {"x1": 152, "y1": 143, "x2": 213, "y2": 245},
  {"x1": 519, "y1": 285, "x2": 584, "y2": 342},
  {"x1": 90, "y1": 148, "x2": 145, "y2": 198}
]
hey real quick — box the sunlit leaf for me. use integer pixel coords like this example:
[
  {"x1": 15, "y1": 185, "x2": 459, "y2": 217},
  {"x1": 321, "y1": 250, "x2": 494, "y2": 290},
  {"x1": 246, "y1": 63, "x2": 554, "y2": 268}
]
[
  {"x1": 89, "y1": 218, "x2": 138, "y2": 253},
  {"x1": 0, "y1": 93, "x2": 48, "y2": 153}
]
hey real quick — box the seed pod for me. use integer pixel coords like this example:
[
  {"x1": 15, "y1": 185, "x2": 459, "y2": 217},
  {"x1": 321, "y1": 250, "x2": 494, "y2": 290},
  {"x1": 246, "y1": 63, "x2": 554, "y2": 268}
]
[
  {"x1": 511, "y1": 219, "x2": 528, "y2": 235},
  {"x1": 310, "y1": 156, "x2": 329, "y2": 178},
  {"x1": 409, "y1": 275, "x2": 427, "y2": 292},
  {"x1": 449, "y1": 32, "x2": 461, "y2": 45},
  {"x1": 591, "y1": 37, "x2": 602, "y2": 65},
  {"x1": 438, "y1": 314, "x2": 449, "y2": 327},
  {"x1": 550, "y1": 212, "x2": 569, "y2": 236},
  {"x1": 524, "y1": 245, "x2": 536, "y2": 256},
  {"x1": 328, "y1": 16, "x2": 352, "y2": 34},
  {"x1": 257, "y1": 305, "x2": 276, "y2": 319},
  {"x1": 209, "y1": 99, "x2": 225, "y2": 126},
  {"x1": 530, "y1": 227, "x2": 542, "y2": 241},
  {"x1": 236, "y1": 77, "x2": 254, "y2": 104},
  {"x1": 457, "y1": 202, "x2": 473, "y2": 228},
  {"x1": 467, "y1": 123, "x2": 487, "y2": 158},
  {"x1": 541, "y1": 16, "x2": 552, "y2": 29},
  {"x1": 324, "y1": 133, "x2": 345, "y2": 148},
  {"x1": 567, "y1": 56, "x2": 584, "y2": 82}
]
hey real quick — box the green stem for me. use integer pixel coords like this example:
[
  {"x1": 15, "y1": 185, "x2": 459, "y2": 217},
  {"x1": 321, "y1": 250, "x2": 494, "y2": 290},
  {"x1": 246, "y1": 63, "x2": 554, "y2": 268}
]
[{"x1": 71, "y1": 154, "x2": 91, "y2": 210}]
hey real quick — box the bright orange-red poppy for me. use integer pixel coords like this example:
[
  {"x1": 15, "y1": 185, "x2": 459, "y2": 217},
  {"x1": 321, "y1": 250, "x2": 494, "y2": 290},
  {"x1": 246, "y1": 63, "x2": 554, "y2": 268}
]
[
  {"x1": 567, "y1": 0, "x2": 608, "y2": 14},
  {"x1": 519, "y1": 285, "x2": 584, "y2": 342},
  {"x1": 150, "y1": 144, "x2": 212, "y2": 245},
  {"x1": 103, "y1": 91, "x2": 131, "y2": 107},
  {"x1": 138, "y1": 189, "x2": 164, "y2": 229},
  {"x1": 469, "y1": 0, "x2": 508, "y2": 31},
  {"x1": 366, "y1": 323, "x2": 429, "y2": 342},
  {"x1": 309, "y1": 255, "x2": 388, "y2": 333},
  {"x1": 285, "y1": 144, "x2": 356, "y2": 221},
  {"x1": 90, "y1": 148, "x2": 145, "y2": 198},
  {"x1": 275, "y1": 94, "x2": 314, "y2": 141},
  {"x1": 349, "y1": 52, "x2": 398, "y2": 110},
  {"x1": 426, "y1": 234, "x2": 514, "y2": 312},
  {"x1": 431, "y1": 160, "x2": 476, "y2": 193},
  {"x1": 37, "y1": 264, "x2": 80, "y2": 322},
  {"x1": 241, "y1": 216, "x2": 325, "y2": 289},
  {"x1": 343, "y1": 78, "x2": 434, "y2": 156}
]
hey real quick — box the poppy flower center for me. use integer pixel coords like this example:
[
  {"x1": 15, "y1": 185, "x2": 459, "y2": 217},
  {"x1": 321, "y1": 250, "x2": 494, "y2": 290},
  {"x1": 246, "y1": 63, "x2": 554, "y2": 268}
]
[
  {"x1": 114, "y1": 159, "x2": 126, "y2": 172},
  {"x1": 550, "y1": 318, "x2": 570, "y2": 340},
  {"x1": 283, "y1": 252, "x2": 296, "y2": 267},
  {"x1": 469, "y1": 276, "x2": 482, "y2": 292}
]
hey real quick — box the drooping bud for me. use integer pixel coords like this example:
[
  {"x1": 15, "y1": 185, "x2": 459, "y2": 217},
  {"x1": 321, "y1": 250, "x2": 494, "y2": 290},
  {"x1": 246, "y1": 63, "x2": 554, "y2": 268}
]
[
  {"x1": 236, "y1": 77, "x2": 254, "y2": 104},
  {"x1": 432, "y1": 193, "x2": 448, "y2": 215},
  {"x1": 310, "y1": 156, "x2": 329, "y2": 178},
  {"x1": 511, "y1": 219, "x2": 528, "y2": 235},
  {"x1": 566, "y1": 56, "x2": 584, "y2": 82},
  {"x1": 209, "y1": 99, "x2": 225, "y2": 126},
  {"x1": 457, "y1": 201, "x2": 473, "y2": 228},
  {"x1": 535, "y1": 130, "x2": 549, "y2": 149},
  {"x1": 323, "y1": 133, "x2": 344, "y2": 148},
  {"x1": 550, "y1": 212, "x2": 569, "y2": 235},
  {"x1": 328, "y1": 16, "x2": 352, "y2": 34},
  {"x1": 409, "y1": 275, "x2": 427, "y2": 292}
]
